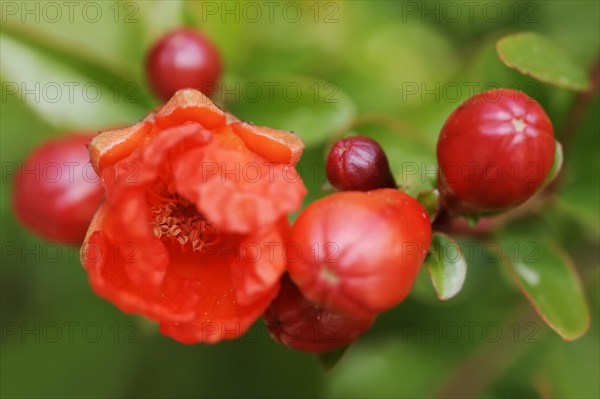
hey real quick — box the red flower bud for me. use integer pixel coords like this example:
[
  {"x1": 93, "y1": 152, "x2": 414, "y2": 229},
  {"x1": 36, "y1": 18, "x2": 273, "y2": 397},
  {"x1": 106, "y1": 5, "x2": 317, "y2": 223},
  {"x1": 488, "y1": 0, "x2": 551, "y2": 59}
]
[
  {"x1": 326, "y1": 136, "x2": 396, "y2": 191},
  {"x1": 288, "y1": 189, "x2": 431, "y2": 319},
  {"x1": 12, "y1": 134, "x2": 103, "y2": 243},
  {"x1": 264, "y1": 275, "x2": 374, "y2": 353},
  {"x1": 437, "y1": 89, "x2": 555, "y2": 214},
  {"x1": 146, "y1": 28, "x2": 222, "y2": 101}
]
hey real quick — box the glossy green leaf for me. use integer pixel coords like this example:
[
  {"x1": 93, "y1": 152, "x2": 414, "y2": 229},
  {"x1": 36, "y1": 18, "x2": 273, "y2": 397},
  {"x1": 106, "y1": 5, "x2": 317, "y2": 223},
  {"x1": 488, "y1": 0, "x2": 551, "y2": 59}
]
[
  {"x1": 416, "y1": 189, "x2": 440, "y2": 222},
  {"x1": 0, "y1": 34, "x2": 145, "y2": 130},
  {"x1": 496, "y1": 32, "x2": 590, "y2": 91},
  {"x1": 225, "y1": 74, "x2": 356, "y2": 147},
  {"x1": 1, "y1": 1, "x2": 142, "y2": 79},
  {"x1": 423, "y1": 233, "x2": 467, "y2": 301},
  {"x1": 410, "y1": 261, "x2": 443, "y2": 305},
  {"x1": 137, "y1": 0, "x2": 185, "y2": 49},
  {"x1": 542, "y1": 141, "x2": 564, "y2": 187},
  {"x1": 465, "y1": 214, "x2": 481, "y2": 227},
  {"x1": 503, "y1": 241, "x2": 590, "y2": 341},
  {"x1": 533, "y1": 2, "x2": 600, "y2": 66},
  {"x1": 317, "y1": 345, "x2": 349, "y2": 371}
]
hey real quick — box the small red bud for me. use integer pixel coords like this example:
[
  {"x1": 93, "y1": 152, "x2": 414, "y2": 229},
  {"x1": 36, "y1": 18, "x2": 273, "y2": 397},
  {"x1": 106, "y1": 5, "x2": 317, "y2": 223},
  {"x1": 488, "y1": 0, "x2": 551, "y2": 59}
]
[
  {"x1": 326, "y1": 136, "x2": 396, "y2": 191},
  {"x1": 12, "y1": 134, "x2": 104, "y2": 244},
  {"x1": 436, "y1": 89, "x2": 555, "y2": 214},
  {"x1": 146, "y1": 28, "x2": 223, "y2": 101}
]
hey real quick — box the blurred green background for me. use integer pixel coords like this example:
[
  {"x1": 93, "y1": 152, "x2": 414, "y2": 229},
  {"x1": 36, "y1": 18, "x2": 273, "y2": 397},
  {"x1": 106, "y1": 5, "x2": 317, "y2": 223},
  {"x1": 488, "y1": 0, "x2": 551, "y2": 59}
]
[{"x1": 1, "y1": 1, "x2": 598, "y2": 398}]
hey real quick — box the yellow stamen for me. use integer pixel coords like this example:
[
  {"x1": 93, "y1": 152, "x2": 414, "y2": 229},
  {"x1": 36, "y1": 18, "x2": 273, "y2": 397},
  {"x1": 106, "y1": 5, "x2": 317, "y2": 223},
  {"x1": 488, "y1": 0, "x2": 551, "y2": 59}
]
[{"x1": 148, "y1": 190, "x2": 220, "y2": 252}]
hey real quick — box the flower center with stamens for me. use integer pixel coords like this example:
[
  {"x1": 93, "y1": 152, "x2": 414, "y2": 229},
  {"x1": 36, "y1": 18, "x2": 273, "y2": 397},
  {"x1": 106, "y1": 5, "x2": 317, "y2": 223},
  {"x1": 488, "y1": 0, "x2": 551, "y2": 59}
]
[{"x1": 147, "y1": 185, "x2": 219, "y2": 252}]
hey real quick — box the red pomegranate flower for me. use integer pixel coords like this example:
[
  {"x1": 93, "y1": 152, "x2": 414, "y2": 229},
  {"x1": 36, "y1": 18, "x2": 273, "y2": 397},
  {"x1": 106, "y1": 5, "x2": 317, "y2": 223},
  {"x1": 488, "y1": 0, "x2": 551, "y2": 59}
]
[{"x1": 80, "y1": 89, "x2": 306, "y2": 344}]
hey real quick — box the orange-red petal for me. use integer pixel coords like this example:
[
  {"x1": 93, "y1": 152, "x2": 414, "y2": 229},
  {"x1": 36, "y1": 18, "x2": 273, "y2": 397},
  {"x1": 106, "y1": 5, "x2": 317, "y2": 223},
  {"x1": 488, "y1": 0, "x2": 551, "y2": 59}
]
[
  {"x1": 89, "y1": 121, "x2": 152, "y2": 175},
  {"x1": 172, "y1": 133, "x2": 307, "y2": 235},
  {"x1": 81, "y1": 205, "x2": 192, "y2": 323},
  {"x1": 155, "y1": 89, "x2": 226, "y2": 129},
  {"x1": 230, "y1": 122, "x2": 304, "y2": 166},
  {"x1": 230, "y1": 217, "x2": 290, "y2": 306},
  {"x1": 159, "y1": 282, "x2": 280, "y2": 344}
]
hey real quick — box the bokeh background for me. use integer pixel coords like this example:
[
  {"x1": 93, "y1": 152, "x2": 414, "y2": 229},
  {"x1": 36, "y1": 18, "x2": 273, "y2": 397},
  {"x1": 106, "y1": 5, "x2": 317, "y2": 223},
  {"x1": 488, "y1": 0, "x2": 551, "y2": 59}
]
[{"x1": 1, "y1": 1, "x2": 599, "y2": 398}]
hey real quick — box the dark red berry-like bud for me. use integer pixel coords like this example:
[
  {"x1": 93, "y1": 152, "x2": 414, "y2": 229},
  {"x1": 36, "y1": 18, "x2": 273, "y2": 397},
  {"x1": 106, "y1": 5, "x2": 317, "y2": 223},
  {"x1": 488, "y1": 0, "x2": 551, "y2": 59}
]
[
  {"x1": 146, "y1": 28, "x2": 222, "y2": 101},
  {"x1": 326, "y1": 136, "x2": 396, "y2": 191},
  {"x1": 288, "y1": 189, "x2": 431, "y2": 319},
  {"x1": 437, "y1": 89, "x2": 555, "y2": 214},
  {"x1": 264, "y1": 275, "x2": 374, "y2": 353},
  {"x1": 12, "y1": 134, "x2": 104, "y2": 243}
]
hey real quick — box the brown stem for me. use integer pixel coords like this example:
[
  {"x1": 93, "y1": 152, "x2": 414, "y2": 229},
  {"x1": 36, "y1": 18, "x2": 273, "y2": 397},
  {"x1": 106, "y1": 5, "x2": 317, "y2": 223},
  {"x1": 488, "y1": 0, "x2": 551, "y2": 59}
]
[
  {"x1": 545, "y1": 54, "x2": 600, "y2": 194},
  {"x1": 558, "y1": 55, "x2": 600, "y2": 154}
]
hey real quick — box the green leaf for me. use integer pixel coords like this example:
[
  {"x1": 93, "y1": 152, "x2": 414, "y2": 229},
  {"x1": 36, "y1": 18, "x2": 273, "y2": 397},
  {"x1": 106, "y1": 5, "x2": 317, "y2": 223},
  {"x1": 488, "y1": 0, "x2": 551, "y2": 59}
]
[
  {"x1": 503, "y1": 240, "x2": 590, "y2": 341},
  {"x1": 542, "y1": 141, "x2": 564, "y2": 187},
  {"x1": 416, "y1": 189, "x2": 440, "y2": 222},
  {"x1": 423, "y1": 233, "x2": 467, "y2": 301},
  {"x1": 0, "y1": 34, "x2": 145, "y2": 130},
  {"x1": 136, "y1": 0, "x2": 185, "y2": 49},
  {"x1": 465, "y1": 214, "x2": 480, "y2": 228},
  {"x1": 1, "y1": 2, "x2": 143, "y2": 79},
  {"x1": 496, "y1": 32, "x2": 590, "y2": 91},
  {"x1": 225, "y1": 74, "x2": 356, "y2": 147},
  {"x1": 410, "y1": 261, "x2": 443, "y2": 305},
  {"x1": 317, "y1": 345, "x2": 349, "y2": 371}
]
